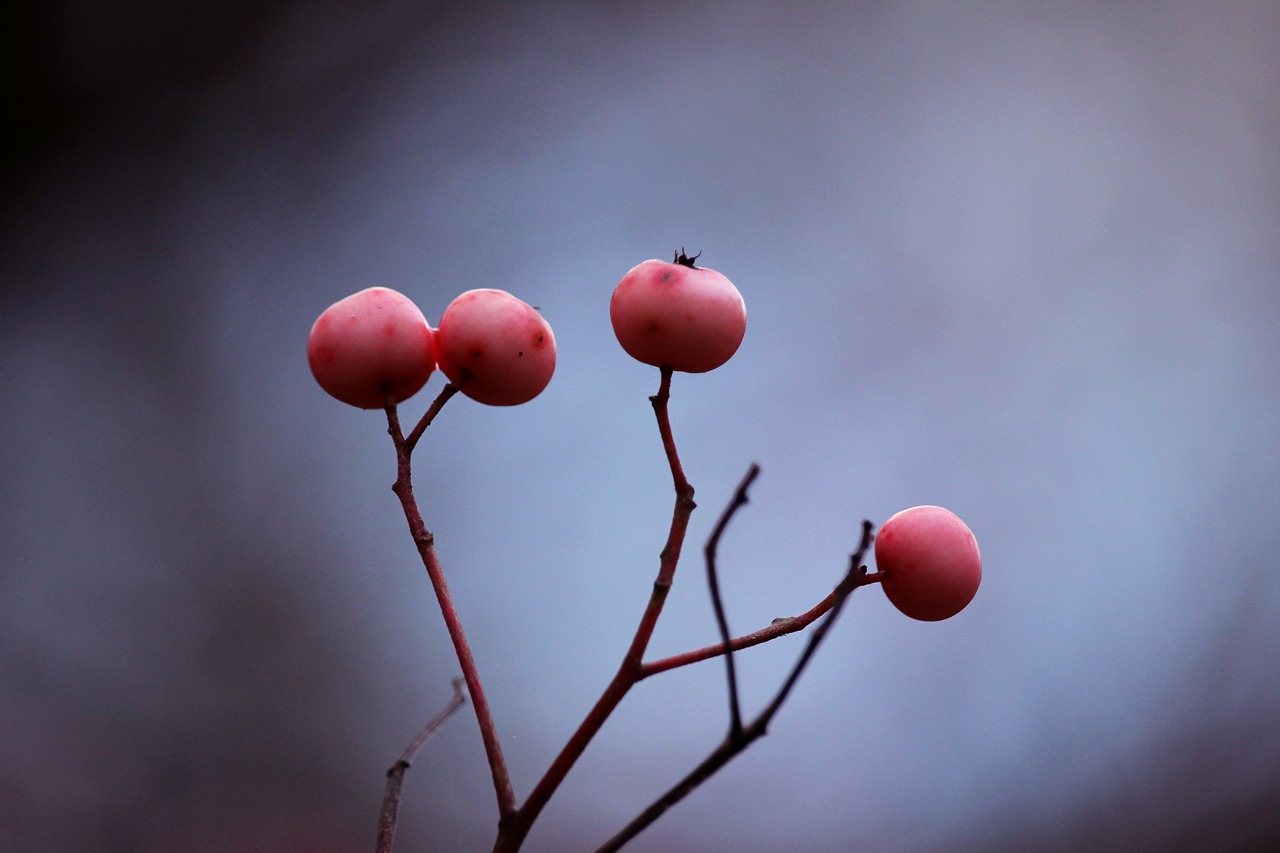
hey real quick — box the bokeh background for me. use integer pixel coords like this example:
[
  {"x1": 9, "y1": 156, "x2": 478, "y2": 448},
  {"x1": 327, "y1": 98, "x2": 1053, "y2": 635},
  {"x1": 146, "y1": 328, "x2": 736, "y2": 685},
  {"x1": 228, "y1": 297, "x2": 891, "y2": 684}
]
[{"x1": 3, "y1": 2, "x2": 1278, "y2": 851}]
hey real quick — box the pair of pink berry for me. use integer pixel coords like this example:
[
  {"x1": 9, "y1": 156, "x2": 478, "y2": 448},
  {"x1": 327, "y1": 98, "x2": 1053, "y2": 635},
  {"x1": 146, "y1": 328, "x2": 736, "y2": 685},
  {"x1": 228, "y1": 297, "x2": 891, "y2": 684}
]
[
  {"x1": 307, "y1": 253, "x2": 980, "y2": 622},
  {"x1": 306, "y1": 287, "x2": 556, "y2": 409}
]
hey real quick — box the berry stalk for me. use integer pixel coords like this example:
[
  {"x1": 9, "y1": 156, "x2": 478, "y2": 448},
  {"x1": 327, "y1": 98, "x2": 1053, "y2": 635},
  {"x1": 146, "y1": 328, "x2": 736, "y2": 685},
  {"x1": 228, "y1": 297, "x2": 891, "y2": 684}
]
[
  {"x1": 384, "y1": 389, "x2": 518, "y2": 820},
  {"x1": 493, "y1": 367, "x2": 695, "y2": 852}
]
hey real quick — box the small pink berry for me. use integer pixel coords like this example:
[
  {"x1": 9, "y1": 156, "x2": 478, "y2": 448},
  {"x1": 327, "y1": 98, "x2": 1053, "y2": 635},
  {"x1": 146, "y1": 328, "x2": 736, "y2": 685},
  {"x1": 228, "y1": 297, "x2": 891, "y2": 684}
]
[
  {"x1": 610, "y1": 250, "x2": 746, "y2": 373},
  {"x1": 434, "y1": 289, "x2": 556, "y2": 406},
  {"x1": 307, "y1": 287, "x2": 436, "y2": 409},
  {"x1": 875, "y1": 506, "x2": 981, "y2": 622}
]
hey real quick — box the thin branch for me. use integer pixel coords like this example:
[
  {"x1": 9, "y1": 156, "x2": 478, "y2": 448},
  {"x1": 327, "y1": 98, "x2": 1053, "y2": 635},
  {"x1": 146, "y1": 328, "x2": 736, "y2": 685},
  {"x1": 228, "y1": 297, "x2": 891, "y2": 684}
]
[
  {"x1": 595, "y1": 521, "x2": 877, "y2": 853},
  {"x1": 702, "y1": 463, "x2": 761, "y2": 736},
  {"x1": 405, "y1": 382, "x2": 462, "y2": 451},
  {"x1": 640, "y1": 571, "x2": 884, "y2": 679},
  {"x1": 384, "y1": 392, "x2": 518, "y2": 820},
  {"x1": 616, "y1": 368, "x2": 697, "y2": 670},
  {"x1": 493, "y1": 367, "x2": 696, "y2": 853},
  {"x1": 376, "y1": 678, "x2": 468, "y2": 853},
  {"x1": 757, "y1": 522, "x2": 874, "y2": 720}
]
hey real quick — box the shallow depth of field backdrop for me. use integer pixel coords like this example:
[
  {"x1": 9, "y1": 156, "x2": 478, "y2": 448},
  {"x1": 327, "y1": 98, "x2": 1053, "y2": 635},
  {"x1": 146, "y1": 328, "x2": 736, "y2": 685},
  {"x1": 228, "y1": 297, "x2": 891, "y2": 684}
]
[{"x1": 3, "y1": 3, "x2": 1278, "y2": 851}]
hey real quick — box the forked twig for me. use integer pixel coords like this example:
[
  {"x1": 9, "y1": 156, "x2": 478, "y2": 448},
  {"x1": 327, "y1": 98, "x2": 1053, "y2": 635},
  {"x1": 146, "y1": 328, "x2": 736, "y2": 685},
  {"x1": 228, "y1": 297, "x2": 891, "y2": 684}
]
[
  {"x1": 376, "y1": 372, "x2": 879, "y2": 853},
  {"x1": 594, "y1": 520, "x2": 877, "y2": 852}
]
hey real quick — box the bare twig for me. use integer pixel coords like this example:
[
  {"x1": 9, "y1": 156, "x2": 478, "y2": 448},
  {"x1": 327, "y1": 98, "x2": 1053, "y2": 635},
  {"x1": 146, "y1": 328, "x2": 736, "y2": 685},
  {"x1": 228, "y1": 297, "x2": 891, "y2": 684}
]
[
  {"x1": 376, "y1": 678, "x2": 468, "y2": 853},
  {"x1": 702, "y1": 463, "x2": 762, "y2": 736},
  {"x1": 379, "y1": 371, "x2": 870, "y2": 853},
  {"x1": 384, "y1": 388, "x2": 518, "y2": 821},
  {"x1": 594, "y1": 521, "x2": 877, "y2": 852}
]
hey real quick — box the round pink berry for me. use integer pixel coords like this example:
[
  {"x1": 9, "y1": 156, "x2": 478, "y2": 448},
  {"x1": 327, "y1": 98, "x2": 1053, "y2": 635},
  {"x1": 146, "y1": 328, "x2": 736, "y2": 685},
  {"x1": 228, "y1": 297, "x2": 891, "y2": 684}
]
[
  {"x1": 610, "y1": 251, "x2": 746, "y2": 373},
  {"x1": 434, "y1": 289, "x2": 556, "y2": 406},
  {"x1": 307, "y1": 287, "x2": 436, "y2": 409},
  {"x1": 875, "y1": 505, "x2": 981, "y2": 622}
]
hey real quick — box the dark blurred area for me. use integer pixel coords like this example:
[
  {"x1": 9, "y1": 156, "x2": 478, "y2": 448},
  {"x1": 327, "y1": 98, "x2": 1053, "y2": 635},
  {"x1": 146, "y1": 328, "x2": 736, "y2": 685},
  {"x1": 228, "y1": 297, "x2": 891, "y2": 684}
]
[
  {"x1": 3, "y1": 1, "x2": 264, "y2": 206},
  {"x1": 3, "y1": 2, "x2": 1279, "y2": 852}
]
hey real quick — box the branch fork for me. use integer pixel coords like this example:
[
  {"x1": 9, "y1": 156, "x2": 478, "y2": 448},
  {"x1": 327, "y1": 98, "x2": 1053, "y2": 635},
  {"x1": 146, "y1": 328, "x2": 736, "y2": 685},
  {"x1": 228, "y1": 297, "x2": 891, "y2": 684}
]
[{"x1": 376, "y1": 371, "x2": 880, "y2": 852}]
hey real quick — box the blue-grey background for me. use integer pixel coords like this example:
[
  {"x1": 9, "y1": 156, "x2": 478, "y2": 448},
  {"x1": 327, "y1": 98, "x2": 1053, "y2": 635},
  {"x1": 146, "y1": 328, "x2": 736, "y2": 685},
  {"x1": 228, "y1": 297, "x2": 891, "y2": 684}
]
[{"x1": 3, "y1": 2, "x2": 1278, "y2": 851}]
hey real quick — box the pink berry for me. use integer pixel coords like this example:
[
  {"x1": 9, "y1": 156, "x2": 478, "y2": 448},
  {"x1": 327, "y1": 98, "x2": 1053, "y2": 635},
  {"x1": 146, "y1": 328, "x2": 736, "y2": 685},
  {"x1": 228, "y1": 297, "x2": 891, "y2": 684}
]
[
  {"x1": 875, "y1": 506, "x2": 981, "y2": 622},
  {"x1": 307, "y1": 287, "x2": 436, "y2": 409},
  {"x1": 434, "y1": 289, "x2": 556, "y2": 406},
  {"x1": 610, "y1": 250, "x2": 746, "y2": 373}
]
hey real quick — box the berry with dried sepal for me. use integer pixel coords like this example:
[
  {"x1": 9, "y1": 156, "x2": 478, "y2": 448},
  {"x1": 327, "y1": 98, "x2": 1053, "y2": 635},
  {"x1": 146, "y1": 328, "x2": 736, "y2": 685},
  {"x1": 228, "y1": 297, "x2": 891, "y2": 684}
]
[{"x1": 610, "y1": 250, "x2": 746, "y2": 373}]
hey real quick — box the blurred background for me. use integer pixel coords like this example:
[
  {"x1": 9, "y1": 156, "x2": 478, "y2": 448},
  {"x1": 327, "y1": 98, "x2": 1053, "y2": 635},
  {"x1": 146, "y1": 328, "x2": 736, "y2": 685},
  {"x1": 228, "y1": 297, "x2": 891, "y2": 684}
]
[{"x1": 3, "y1": 2, "x2": 1278, "y2": 851}]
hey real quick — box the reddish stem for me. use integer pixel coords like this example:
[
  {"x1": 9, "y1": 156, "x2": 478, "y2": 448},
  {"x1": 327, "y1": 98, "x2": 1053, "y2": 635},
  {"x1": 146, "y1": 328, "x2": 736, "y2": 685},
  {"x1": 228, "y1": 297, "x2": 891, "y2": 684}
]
[
  {"x1": 594, "y1": 522, "x2": 878, "y2": 852},
  {"x1": 641, "y1": 571, "x2": 884, "y2": 679},
  {"x1": 493, "y1": 368, "x2": 695, "y2": 852},
  {"x1": 384, "y1": 389, "x2": 518, "y2": 821}
]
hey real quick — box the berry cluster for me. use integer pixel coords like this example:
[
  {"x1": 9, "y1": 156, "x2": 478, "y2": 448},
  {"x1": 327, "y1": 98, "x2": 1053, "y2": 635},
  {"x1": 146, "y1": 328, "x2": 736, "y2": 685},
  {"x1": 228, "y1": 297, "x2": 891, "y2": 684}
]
[
  {"x1": 307, "y1": 253, "x2": 980, "y2": 622},
  {"x1": 307, "y1": 251, "x2": 982, "y2": 850}
]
